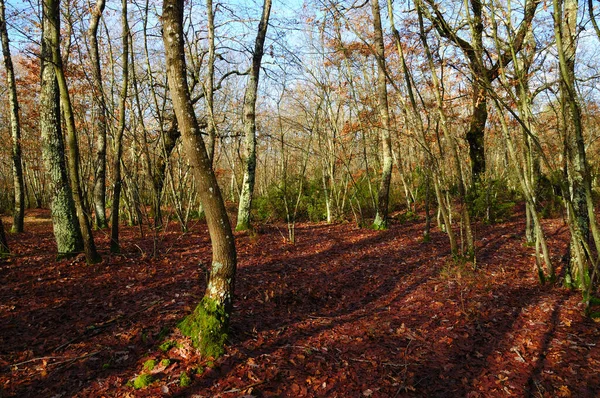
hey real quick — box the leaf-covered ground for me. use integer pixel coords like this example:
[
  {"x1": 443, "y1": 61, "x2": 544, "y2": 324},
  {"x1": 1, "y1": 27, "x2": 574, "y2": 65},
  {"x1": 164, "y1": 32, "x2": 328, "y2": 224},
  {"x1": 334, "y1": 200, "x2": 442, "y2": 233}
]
[{"x1": 1, "y1": 208, "x2": 599, "y2": 397}]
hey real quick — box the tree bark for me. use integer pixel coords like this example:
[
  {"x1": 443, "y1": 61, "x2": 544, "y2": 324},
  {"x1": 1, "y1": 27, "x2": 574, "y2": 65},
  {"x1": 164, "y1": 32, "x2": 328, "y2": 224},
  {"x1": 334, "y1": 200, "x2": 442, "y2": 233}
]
[
  {"x1": 88, "y1": 0, "x2": 108, "y2": 229},
  {"x1": 45, "y1": 0, "x2": 101, "y2": 264},
  {"x1": 0, "y1": 0, "x2": 25, "y2": 233},
  {"x1": 554, "y1": 0, "x2": 599, "y2": 294},
  {"x1": 162, "y1": 0, "x2": 237, "y2": 358},
  {"x1": 236, "y1": 0, "x2": 272, "y2": 231},
  {"x1": 40, "y1": 3, "x2": 84, "y2": 257},
  {"x1": 0, "y1": 217, "x2": 9, "y2": 256},
  {"x1": 110, "y1": 0, "x2": 130, "y2": 253},
  {"x1": 371, "y1": 0, "x2": 393, "y2": 230}
]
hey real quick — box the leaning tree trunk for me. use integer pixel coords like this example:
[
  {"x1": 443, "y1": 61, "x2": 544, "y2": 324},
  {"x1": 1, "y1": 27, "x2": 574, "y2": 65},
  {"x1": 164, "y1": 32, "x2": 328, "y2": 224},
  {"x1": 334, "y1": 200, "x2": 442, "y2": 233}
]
[
  {"x1": 236, "y1": 0, "x2": 272, "y2": 231},
  {"x1": 110, "y1": 0, "x2": 129, "y2": 253},
  {"x1": 45, "y1": 0, "x2": 100, "y2": 264},
  {"x1": 88, "y1": 0, "x2": 108, "y2": 229},
  {"x1": 40, "y1": 4, "x2": 84, "y2": 257},
  {"x1": 371, "y1": 0, "x2": 393, "y2": 230},
  {"x1": 162, "y1": 0, "x2": 237, "y2": 358},
  {"x1": 555, "y1": 0, "x2": 599, "y2": 297},
  {"x1": 0, "y1": 0, "x2": 25, "y2": 233}
]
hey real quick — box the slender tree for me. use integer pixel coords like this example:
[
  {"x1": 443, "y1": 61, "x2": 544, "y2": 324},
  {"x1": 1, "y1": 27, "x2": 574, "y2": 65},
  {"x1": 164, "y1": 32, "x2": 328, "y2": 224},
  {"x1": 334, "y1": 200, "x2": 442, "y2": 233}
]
[
  {"x1": 40, "y1": 0, "x2": 84, "y2": 257},
  {"x1": 162, "y1": 0, "x2": 237, "y2": 357},
  {"x1": 0, "y1": 0, "x2": 25, "y2": 233},
  {"x1": 88, "y1": 0, "x2": 108, "y2": 229},
  {"x1": 371, "y1": 0, "x2": 393, "y2": 230},
  {"x1": 110, "y1": 0, "x2": 130, "y2": 253},
  {"x1": 45, "y1": 0, "x2": 101, "y2": 263},
  {"x1": 554, "y1": 0, "x2": 600, "y2": 297},
  {"x1": 236, "y1": 0, "x2": 272, "y2": 231}
]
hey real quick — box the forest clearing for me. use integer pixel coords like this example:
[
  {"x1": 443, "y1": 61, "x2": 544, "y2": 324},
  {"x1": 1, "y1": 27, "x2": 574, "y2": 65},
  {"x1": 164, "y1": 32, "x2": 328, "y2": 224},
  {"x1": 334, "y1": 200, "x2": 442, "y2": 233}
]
[
  {"x1": 1, "y1": 208, "x2": 599, "y2": 397},
  {"x1": 2, "y1": 0, "x2": 600, "y2": 396}
]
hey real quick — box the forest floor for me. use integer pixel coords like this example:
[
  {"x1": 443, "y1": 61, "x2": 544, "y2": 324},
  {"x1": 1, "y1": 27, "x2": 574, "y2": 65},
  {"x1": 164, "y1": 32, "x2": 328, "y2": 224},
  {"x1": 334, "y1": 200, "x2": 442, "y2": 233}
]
[{"x1": 0, "y1": 207, "x2": 599, "y2": 397}]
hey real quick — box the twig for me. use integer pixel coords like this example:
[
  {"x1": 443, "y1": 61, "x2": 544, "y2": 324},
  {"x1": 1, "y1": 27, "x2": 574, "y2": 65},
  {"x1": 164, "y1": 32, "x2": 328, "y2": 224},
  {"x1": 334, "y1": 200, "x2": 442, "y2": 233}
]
[
  {"x1": 10, "y1": 356, "x2": 61, "y2": 368},
  {"x1": 53, "y1": 299, "x2": 163, "y2": 351},
  {"x1": 222, "y1": 380, "x2": 266, "y2": 394},
  {"x1": 49, "y1": 351, "x2": 101, "y2": 367}
]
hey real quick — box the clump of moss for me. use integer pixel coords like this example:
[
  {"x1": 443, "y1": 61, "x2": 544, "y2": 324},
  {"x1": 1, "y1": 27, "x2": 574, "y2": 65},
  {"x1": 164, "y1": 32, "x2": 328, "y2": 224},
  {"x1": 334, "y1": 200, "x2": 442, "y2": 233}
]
[
  {"x1": 132, "y1": 374, "x2": 154, "y2": 389},
  {"x1": 143, "y1": 359, "x2": 156, "y2": 371},
  {"x1": 160, "y1": 358, "x2": 171, "y2": 367},
  {"x1": 159, "y1": 340, "x2": 178, "y2": 352},
  {"x1": 178, "y1": 297, "x2": 229, "y2": 358},
  {"x1": 179, "y1": 371, "x2": 192, "y2": 387}
]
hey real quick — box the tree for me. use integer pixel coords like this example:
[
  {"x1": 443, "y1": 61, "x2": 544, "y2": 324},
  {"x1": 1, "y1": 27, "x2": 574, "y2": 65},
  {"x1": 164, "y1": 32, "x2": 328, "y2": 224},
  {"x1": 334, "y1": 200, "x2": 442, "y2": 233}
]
[
  {"x1": 371, "y1": 0, "x2": 393, "y2": 230},
  {"x1": 554, "y1": 0, "x2": 599, "y2": 299},
  {"x1": 162, "y1": 0, "x2": 237, "y2": 357},
  {"x1": 40, "y1": 0, "x2": 84, "y2": 257},
  {"x1": 0, "y1": 0, "x2": 25, "y2": 233},
  {"x1": 236, "y1": 0, "x2": 272, "y2": 231},
  {"x1": 45, "y1": 0, "x2": 101, "y2": 264},
  {"x1": 110, "y1": 0, "x2": 130, "y2": 253},
  {"x1": 0, "y1": 217, "x2": 8, "y2": 255},
  {"x1": 88, "y1": 0, "x2": 108, "y2": 229},
  {"x1": 419, "y1": 0, "x2": 540, "y2": 181}
]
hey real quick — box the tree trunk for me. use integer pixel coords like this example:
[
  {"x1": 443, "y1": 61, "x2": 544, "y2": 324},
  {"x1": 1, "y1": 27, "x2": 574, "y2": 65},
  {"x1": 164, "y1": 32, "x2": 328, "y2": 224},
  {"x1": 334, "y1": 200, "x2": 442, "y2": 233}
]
[
  {"x1": 110, "y1": 0, "x2": 130, "y2": 253},
  {"x1": 0, "y1": 217, "x2": 8, "y2": 256},
  {"x1": 554, "y1": 0, "x2": 598, "y2": 295},
  {"x1": 236, "y1": 0, "x2": 272, "y2": 231},
  {"x1": 88, "y1": 0, "x2": 108, "y2": 229},
  {"x1": 466, "y1": 84, "x2": 487, "y2": 182},
  {"x1": 371, "y1": 0, "x2": 393, "y2": 230},
  {"x1": 0, "y1": 0, "x2": 25, "y2": 233},
  {"x1": 40, "y1": 4, "x2": 84, "y2": 257},
  {"x1": 45, "y1": 0, "x2": 100, "y2": 264},
  {"x1": 162, "y1": 0, "x2": 237, "y2": 358}
]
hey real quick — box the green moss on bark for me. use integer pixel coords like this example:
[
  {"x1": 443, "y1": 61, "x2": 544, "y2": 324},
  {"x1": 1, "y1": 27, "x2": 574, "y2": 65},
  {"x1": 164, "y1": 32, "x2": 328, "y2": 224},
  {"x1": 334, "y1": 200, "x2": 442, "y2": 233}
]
[
  {"x1": 372, "y1": 213, "x2": 388, "y2": 230},
  {"x1": 178, "y1": 297, "x2": 229, "y2": 358}
]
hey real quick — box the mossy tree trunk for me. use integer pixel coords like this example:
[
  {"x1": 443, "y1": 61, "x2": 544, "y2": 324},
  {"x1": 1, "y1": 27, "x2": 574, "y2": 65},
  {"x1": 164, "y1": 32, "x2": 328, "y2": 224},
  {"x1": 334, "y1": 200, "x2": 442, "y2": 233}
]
[
  {"x1": 554, "y1": 0, "x2": 600, "y2": 297},
  {"x1": 45, "y1": 0, "x2": 101, "y2": 264},
  {"x1": 40, "y1": 5, "x2": 84, "y2": 257},
  {"x1": 162, "y1": 0, "x2": 237, "y2": 358},
  {"x1": 0, "y1": 0, "x2": 25, "y2": 233},
  {"x1": 89, "y1": 0, "x2": 108, "y2": 229},
  {"x1": 371, "y1": 0, "x2": 393, "y2": 230},
  {"x1": 110, "y1": 0, "x2": 130, "y2": 253},
  {"x1": 235, "y1": 0, "x2": 272, "y2": 232}
]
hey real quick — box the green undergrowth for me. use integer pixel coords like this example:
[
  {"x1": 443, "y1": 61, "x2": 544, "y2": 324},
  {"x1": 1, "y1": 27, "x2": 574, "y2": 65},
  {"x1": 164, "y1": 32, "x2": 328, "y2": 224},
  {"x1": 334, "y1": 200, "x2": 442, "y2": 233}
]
[
  {"x1": 130, "y1": 374, "x2": 154, "y2": 389},
  {"x1": 179, "y1": 371, "x2": 192, "y2": 387},
  {"x1": 178, "y1": 297, "x2": 229, "y2": 358}
]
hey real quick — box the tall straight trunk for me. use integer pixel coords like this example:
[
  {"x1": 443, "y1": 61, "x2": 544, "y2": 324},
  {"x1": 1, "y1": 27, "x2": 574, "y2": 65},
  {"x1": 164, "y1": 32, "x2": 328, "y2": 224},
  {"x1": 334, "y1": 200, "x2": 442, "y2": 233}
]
[
  {"x1": 0, "y1": 0, "x2": 25, "y2": 233},
  {"x1": 110, "y1": 0, "x2": 130, "y2": 253},
  {"x1": 371, "y1": 0, "x2": 393, "y2": 230},
  {"x1": 205, "y1": 0, "x2": 216, "y2": 164},
  {"x1": 45, "y1": 0, "x2": 100, "y2": 263},
  {"x1": 40, "y1": 7, "x2": 84, "y2": 257},
  {"x1": 88, "y1": 0, "x2": 108, "y2": 229},
  {"x1": 162, "y1": 0, "x2": 237, "y2": 358},
  {"x1": 235, "y1": 0, "x2": 272, "y2": 231},
  {"x1": 416, "y1": 1, "x2": 474, "y2": 256}
]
